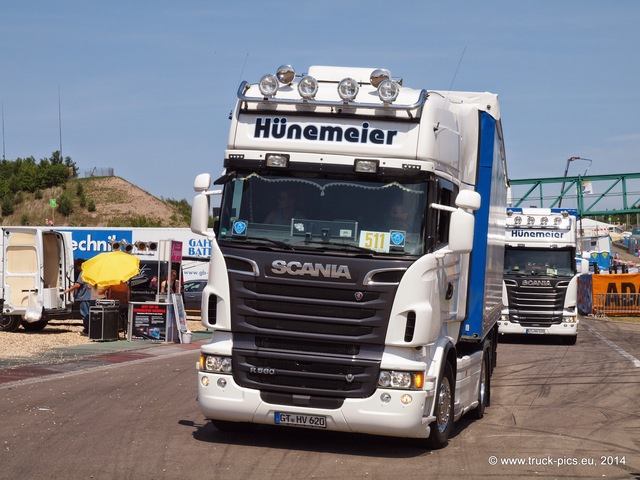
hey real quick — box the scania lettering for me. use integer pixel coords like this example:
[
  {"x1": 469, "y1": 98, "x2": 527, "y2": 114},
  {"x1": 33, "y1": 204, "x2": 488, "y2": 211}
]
[
  {"x1": 270, "y1": 260, "x2": 351, "y2": 278},
  {"x1": 190, "y1": 64, "x2": 509, "y2": 448},
  {"x1": 501, "y1": 207, "x2": 586, "y2": 344}
]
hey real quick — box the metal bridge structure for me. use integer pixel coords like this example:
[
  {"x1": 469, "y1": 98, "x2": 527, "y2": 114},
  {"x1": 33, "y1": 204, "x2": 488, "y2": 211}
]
[{"x1": 509, "y1": 172, "x2": 640, "y2": 219}]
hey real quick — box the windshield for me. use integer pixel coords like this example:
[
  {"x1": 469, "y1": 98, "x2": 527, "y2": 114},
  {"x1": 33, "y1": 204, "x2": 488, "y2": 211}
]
[
  {"x1": 504, "y1": 248, "x2": 576, "y2": 277},
  {"x1": 217, "y1": 173, "x2": 428, "y2": 256}
]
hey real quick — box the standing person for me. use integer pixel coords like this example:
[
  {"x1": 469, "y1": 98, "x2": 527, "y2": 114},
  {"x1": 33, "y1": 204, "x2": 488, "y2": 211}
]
[
  {"x1": 160, "y1": 269, "x2": 181, "y2": 294},
  {"x1": 64, "y1": 262, "x2": 93, "y2": 336}
]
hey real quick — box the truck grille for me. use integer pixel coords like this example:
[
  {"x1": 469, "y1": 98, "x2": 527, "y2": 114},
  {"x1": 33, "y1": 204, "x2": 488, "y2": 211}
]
[
  {"x1": 504, "y1": 278, "x2": 569, "y2": 326},
  {"x1": 225, "y1": 253, "x2": 403, "y2": 400}
]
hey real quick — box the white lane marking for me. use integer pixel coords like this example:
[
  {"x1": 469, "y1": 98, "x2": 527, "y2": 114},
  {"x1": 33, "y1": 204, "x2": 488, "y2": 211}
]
[{"x1": 582, "y1": 323, "x2": 640, "y2": 368}]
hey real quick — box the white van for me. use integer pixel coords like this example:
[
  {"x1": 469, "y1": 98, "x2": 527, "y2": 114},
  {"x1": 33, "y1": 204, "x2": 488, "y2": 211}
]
[{"x1": 0, "y1": 227, "x2": 75, "y2": 332}]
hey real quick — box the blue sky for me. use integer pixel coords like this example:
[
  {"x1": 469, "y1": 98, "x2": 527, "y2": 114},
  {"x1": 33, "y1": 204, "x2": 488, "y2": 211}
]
[{"x1": 1, "y1": 1, "x2": 639, "y2": 203}]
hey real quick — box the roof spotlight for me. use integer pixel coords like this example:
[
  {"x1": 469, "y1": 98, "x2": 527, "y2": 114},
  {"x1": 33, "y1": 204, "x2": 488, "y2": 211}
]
[
  {"x1": 258, "y1": 73, "x2": 279, "y2": 97},
  {"x1": 338, "y1": 78, "x2": 359, "y2": 102},
  {"x1": 377, "y1": 79, "x2": 400, "y2": 104},
  {"x1": 276, "y1": 64, "x2": 295, "y2": 85},
  {"x1": 370, "y1": 68, "x2": 391, "y2": 87},
  {"x1": 298, "y1": 75, "x2": 318, "y2": 100}
]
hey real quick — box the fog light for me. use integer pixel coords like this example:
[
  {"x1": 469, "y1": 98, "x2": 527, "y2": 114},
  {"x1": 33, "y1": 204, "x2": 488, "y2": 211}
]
[
  {"x1": 298, "y1": 75, "x2": 318, "y2": 100},
  {"x1": 377, "y1": 79, "x2": 400, "y2": 103},
  {"x1": 338, "y1": 77, "x2": 359, "y2": 101},
  {"x1": 259, "y1": 73, "x2": 279, "y2": 97},
  {"x1": 354, "y1": 159, "x2": 379, "y2": 173},
  {"x1": 266, "y1": 153, "x2": 290, "y2": 168},
  {"x1": 380, "y1": 392, "x2": 391, "y2": 403},
  {"x1": 276, "y1": 64, "x2": 295, "y2": 84},
  {"x1": 217, "y1": 378, "x2": 227, "y2": 388},
  {"x1": 400, "y1": 394, "x2": 413, "y2": 405},
  {"x1": 201, "y1": 376, "x2": 210, "y2": 387}
]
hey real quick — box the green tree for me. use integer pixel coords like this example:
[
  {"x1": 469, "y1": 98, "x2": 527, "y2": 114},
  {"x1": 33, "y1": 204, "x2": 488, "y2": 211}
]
[
  {"x1": 57, "y1": 194, "x2": 74, "y2": 217},
  {"x1": 1, "y1": 196, "x2": 14, "y2": 216}
]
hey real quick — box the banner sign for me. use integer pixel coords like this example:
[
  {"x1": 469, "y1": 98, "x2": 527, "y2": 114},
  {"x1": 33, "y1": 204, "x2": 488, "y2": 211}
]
[{"x1": 128, "y1": 302, "x2": 169, "y2": 341}]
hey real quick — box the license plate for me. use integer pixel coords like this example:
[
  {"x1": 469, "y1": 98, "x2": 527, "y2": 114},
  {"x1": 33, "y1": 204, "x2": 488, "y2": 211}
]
[
  {"x1": 526, "y1": 328, "x2": 546, "y2": 334},
  {"x1": 274, "y1": 412, "x2": 326, "y2": 429}
]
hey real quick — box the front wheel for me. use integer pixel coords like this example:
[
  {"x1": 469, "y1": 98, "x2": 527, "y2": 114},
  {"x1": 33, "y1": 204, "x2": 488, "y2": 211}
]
[
  {"x1": 0, "y1": 315, "x2": 21, "y2": 332},
  {"x1": 427, "y1": 362, "x2": 454, "y2": 449},
  {"x1": 22, "y1": 318, "x2": 49, "y2": 332}
]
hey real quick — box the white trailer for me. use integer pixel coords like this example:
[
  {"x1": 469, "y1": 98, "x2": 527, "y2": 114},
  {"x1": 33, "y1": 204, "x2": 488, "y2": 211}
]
[
  {"x1": 0, "y1": 227, "x2": 74, "y2": 332},
  {"x1": 190, "y1": 64, "x2": 508, "y2": 448}
]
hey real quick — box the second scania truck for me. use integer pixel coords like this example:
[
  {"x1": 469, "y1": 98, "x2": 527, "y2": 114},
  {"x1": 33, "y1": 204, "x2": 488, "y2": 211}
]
[
  {"x1": 190, "y1": 64, "x2": 509, "y2": 448},
  {"x1": 501, "y1": 207, "x2": 584, "y2": 344}
]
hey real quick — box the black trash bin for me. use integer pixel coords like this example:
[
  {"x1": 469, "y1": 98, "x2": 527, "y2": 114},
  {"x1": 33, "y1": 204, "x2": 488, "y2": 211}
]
[{"x1": 89, "y1": 300, "x2": 120, "y2": 341}]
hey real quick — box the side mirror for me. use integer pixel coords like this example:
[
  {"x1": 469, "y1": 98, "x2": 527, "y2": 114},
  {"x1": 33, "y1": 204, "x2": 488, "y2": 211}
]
[
  {"x1": 449, "y1": 209, "x2": 475, "y2": 253},
  {"x1": 194, "y1": 173, "x2": 212, "y2": 192},
  {"x1": 191, "y1": 192, "x2": 212, "y2": 237}
]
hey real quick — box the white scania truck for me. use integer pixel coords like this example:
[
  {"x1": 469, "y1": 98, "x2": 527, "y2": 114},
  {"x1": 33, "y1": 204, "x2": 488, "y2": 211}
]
[
  {"x1": 500, "y1": 207, "x2": 583, "y2": 344},
  {"x1": 190, "y1": 65, "x2": 508, "y2": 448}
]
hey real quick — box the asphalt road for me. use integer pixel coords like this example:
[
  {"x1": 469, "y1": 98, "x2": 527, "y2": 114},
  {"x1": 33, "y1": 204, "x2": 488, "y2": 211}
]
[{"x1": 1, "y1": 317, "x2": 639, "y2": 480}]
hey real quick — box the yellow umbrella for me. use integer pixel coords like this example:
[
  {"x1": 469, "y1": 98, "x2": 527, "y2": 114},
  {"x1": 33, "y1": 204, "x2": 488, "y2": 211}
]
[{"x1": 81, "y1": 251, "x2": 140, "y2": 288}]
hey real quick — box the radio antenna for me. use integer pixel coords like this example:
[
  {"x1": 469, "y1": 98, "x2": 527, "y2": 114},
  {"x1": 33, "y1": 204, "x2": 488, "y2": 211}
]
[
  {"x1": 238, "y1": 52, "x2": 249, "y2": 83},
  {"x1": 445, "y1": 45, "x2": 467, "y2": 104},
  {"x1": 230, "y1": 53, "x2": 250, "y2": 119}
]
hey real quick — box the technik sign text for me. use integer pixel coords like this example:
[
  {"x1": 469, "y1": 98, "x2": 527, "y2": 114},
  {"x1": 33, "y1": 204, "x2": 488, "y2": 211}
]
[{"x1": 254, "y1": 117, "x2": 398, "y2": 145}]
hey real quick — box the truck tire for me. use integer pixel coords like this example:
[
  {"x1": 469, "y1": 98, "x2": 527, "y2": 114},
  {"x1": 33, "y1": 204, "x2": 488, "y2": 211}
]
[
  {"x1": 21, "y1": 318, "x2": 49, "y2": 332},
  {"x1": 0, "y1": 315, "x2": 21, "y2": 332},
  {"x1": 427, "y1": 362, "x2": 454, "y2": 449},
  {"x1": 469, "y1": 344, "x2": 491, "y2": 419}
]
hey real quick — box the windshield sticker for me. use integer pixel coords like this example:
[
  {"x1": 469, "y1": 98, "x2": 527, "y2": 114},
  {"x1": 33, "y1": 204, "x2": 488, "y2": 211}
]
[
  {"x1": 232, "y1": 220, "x2": 248, "y2": 236},
  {"x1": 359, "y1": 231, "x2": 391, "y2": 253}
]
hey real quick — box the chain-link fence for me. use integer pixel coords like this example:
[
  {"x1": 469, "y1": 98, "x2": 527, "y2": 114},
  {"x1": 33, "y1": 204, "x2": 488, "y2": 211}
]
[{"x1": 84, "y1": 167, "x2": 114, "y2": 177}]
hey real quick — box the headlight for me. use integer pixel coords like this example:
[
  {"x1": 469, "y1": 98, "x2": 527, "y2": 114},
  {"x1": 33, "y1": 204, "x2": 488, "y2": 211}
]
[
  {"x1": 337, "y1": 77, "x2": 359, "y2": 101},
  {"x1": 298, "y1": 75, "x2": 318, "y2": 100},
  {"x1": 377, "y1": 370, "x2": 423, "y2": 389},
  {"x1": 377, "y1": 79, "x2": 400, "y2": 103},
  {"x1": 200, "y1": 354, "x2": 232, "y2": 373},
  {"x1": 259, "y1": 73, "x2": 279, "y2": 97}
]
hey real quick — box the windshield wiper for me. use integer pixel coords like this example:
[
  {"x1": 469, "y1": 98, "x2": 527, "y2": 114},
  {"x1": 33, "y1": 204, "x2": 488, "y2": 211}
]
[
  {"x1": 222, "y1": 236, "x2": 295, "y2": 250},
  {"x1": 296, "y1": 240, "x2": 377, "y2": 254}
]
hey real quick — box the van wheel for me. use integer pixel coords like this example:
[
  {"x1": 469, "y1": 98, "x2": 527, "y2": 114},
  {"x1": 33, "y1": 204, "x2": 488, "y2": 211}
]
[
  {"x1": 0, "y1": 315, "x2": 22, "y2": 332},
  {"x1": 469, "y1": 345, "x2": 491, "y2": 419},
  {"x1": 427, "y1": 362, "x2": 454, "y2": 449},
  {"x1": 21, "y1": 318, "x2": 49, "y2": 332}
]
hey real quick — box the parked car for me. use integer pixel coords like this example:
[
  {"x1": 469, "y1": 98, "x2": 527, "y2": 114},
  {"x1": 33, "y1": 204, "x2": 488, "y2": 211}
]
[{"x1": 182, "y1": 279, "x2": 207, "y2": 315}]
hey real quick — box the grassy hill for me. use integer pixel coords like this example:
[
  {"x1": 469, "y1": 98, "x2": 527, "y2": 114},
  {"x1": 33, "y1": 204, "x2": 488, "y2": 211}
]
[{"x1": 0, "y1": 176, "x2": 190, "y2": 228}]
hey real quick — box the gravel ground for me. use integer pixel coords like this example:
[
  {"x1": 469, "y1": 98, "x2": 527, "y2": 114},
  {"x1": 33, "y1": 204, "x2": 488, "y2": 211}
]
[{"x1": 0, "y1": 317, "x2": 205, "y2": 359}]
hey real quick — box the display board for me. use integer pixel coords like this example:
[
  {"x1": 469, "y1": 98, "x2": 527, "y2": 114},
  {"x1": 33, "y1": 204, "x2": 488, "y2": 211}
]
[
  {"x1": 128, "y1": 302, "x2": 169, "y2": 341},
  {"x1": 172, "y1": 294, "x2": 189, "y2": 341}
]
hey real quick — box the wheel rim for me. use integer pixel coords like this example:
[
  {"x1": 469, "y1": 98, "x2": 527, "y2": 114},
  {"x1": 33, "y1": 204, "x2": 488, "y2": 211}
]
[
  {"x1": 478, "y1": 358, "x2": 486, "y2": 405},
  {"x1": 435, "y1": 376, "x2": 452, "y2": 433}
]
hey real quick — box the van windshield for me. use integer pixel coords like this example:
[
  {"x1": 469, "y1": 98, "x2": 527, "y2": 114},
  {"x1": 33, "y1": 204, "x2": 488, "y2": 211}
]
[{"x1": 217, "y1": 173, "x2": 428, "y2": 256}]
